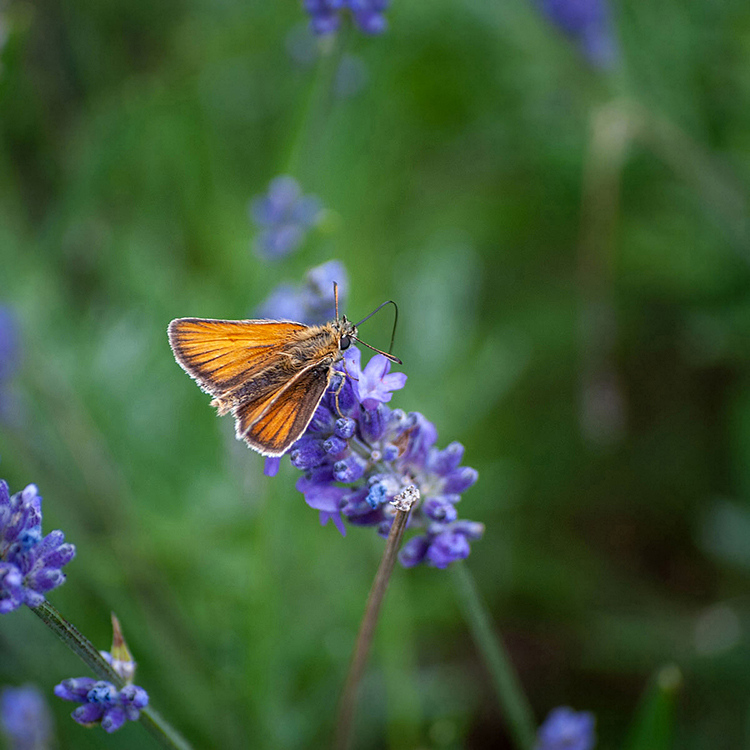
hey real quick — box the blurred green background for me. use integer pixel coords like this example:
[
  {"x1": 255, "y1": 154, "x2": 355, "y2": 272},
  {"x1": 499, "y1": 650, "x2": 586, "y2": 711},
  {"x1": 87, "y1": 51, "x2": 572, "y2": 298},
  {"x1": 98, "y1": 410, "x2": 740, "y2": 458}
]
[{"x1": 2, "y1": 0, "x2": 750, "y2": 747}]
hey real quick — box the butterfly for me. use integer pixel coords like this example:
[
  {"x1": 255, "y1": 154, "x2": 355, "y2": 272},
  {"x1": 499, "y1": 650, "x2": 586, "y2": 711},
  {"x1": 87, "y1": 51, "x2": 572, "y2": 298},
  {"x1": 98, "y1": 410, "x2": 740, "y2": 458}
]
[{"x1": 168, "y1": 285, "x2": 400, "y2": 457}]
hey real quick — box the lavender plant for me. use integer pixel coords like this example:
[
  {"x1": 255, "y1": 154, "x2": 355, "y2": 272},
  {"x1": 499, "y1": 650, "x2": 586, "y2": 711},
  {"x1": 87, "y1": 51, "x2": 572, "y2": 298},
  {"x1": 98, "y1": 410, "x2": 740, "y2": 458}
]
[
  {"x1": 260, "y1": 264, "x2": 484, "y2": 568},
  {"x1": 0, "y1": 478, "x2": 189, "y2": 748},
  {"x1": 249, "y1": 175, "x2": 323, "y2": 260},
  {"x1": 304, "y1": 0, "x2": 390, "y2": 36},
  {"x1": 0, "y1": 482, "x2": 75, "y2": 613},
  {"x1": 0, "y1": 685, "x2": 53, "y2": 750},
  {"x1": 54, "y1": 615, "x2": 149, "y2": 734}
]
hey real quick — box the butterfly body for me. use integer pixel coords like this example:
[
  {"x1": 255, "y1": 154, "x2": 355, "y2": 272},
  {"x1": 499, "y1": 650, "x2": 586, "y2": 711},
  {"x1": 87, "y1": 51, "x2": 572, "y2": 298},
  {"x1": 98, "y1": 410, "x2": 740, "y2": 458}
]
[{"x1": 168, "y1": 316, "x2": 356, "y2": 457}]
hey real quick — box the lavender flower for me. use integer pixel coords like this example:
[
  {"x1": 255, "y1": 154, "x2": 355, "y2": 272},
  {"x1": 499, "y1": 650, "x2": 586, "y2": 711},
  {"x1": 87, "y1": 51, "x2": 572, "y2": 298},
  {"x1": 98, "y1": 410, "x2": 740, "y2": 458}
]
[
  {"x1": 54, "y1": 679, "x2": 148, "y2": 734},
  {"x1": 1, "y1": 685, "x2": 53, "y2": 750},
  {"x1": 535, "y1": 707, "x2": 596, "y2": 750},
  {"x1": 249, "y1": 175, "x2": 323, "y2": 260},
  {"x1": 256, "y1": 259, "x2": 348, "y2": 325},
  {"x1": 275, "y1": 345, "x2": 482, "y2": 567},
  {"x1": 304, "y1": 0, "x2": 390, "y2": 36},
  {"x1": 0, "y1": 481, "x2": 75, "y2": 613},
  {"x1": 538, "y1": 0, "x2": 618, "y2": 68}
]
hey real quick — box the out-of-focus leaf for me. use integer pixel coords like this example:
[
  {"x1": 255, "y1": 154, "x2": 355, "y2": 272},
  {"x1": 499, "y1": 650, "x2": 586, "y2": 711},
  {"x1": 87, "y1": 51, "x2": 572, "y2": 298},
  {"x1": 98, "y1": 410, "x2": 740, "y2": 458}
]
[{"x1": 624, "y1": 665, "x2": 682, "y2": 750}]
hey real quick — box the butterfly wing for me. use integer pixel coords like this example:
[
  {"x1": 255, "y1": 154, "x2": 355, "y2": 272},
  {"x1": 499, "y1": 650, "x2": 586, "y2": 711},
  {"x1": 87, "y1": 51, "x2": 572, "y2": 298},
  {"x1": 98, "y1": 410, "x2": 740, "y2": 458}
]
[
  {"x1": 234, "y1": 361, "x2": 333, "y2": 456},
  {"x1": 169, "y1": 316, "x2": 339, "y2": 456},
  {"x1": 168, "y1": 318, "x2": 308, "y2": 396}
]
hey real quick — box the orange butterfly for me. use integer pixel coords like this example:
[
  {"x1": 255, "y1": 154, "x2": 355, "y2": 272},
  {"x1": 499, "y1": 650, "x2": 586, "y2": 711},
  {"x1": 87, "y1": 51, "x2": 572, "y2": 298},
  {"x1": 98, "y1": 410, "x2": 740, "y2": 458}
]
[{"x1": 168, "y1": 286, "x2": 400, "y2": 457}]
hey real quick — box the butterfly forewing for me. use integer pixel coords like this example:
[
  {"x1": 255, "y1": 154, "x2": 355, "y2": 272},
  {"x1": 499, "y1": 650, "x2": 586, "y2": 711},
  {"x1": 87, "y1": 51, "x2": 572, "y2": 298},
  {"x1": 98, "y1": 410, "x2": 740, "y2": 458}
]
[{"x1": 168, "y1": 318, "x2": 307, "y2": 395}]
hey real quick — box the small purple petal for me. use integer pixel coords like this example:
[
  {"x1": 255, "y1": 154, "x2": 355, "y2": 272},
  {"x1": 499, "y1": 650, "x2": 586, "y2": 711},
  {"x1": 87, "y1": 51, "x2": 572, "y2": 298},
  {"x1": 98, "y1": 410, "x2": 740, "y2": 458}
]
[
  {"x1": 297, "y1": 477, "x2": 347, "y2": 512},
  {"x1": 101, "y1": 706, "x2": 127, "y2": 733},
  {"x1": 426, "y1": 531, "x2": 470, "y2": 569},
  {"x1": 320, "y1": 510, "x2": 347, "y2": 536},
  {"x1": 442, "y1": 467, "x2": 479, "y2": 494},
  {"x1": 264, "y1": 457, "x2": 281, "y2": 477},
  {"x1": 399, "y1": 536, "x2": 430, "y2": 567},
  {"x1": 72, "y1": 702, "x2": 106, "y2": 725}
]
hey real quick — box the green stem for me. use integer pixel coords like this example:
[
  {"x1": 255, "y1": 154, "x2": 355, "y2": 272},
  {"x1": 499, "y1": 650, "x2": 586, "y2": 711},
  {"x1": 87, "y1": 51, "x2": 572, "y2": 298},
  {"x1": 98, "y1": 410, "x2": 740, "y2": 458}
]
[
  {"x1": 283, "y1": 22, "x2": 350, "y2": 180},
  {"x1": 450, "y1": 562, "x2": 536, "y2": 750},
  {"x1": 334, "y1": 506, "x2": 412, "y2": 750},
  {"x1": 31, "y1": 601, "x2": 193, "y2": 750}
]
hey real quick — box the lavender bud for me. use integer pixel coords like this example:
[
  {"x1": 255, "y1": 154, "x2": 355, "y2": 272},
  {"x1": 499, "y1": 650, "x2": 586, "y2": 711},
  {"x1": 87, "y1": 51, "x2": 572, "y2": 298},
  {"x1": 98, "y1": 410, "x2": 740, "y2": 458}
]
[
  {"x1": 333, "y1": 455, "x2": 367, "y2": 483},
  {"x1": 425, "y1": 531, "x2": 470, "y2": 569},
  {"x1": 423, "y1": 498, "x2": 458, "y2": 523},
  {"x1": 452, "y1": 520, "x2": 485, "y2": 540},
  {"x1": 324, "y1": 436, "x2": 348, "y2": 455},
  {"x1": 442, "y1": 467, "x2": 479, "y2": 494},
  {"x1": 334, "y1": 417, "x2": 356, "y2": 439},
  {"x1": 399, "y1": 535, "x2": 430, "y2": 568},
  {"x1": 428, "y1": 441, "x2": 465, "y2": 476},
  {"x1": 361, "y1": 403, "x2": 387, "y2": 442},
  {"x1": 290, "y1": 438, "x2": 326, "y2": 469},
  {"x1": 366, "y1": 482, "x2": 387, "y2": 509}
]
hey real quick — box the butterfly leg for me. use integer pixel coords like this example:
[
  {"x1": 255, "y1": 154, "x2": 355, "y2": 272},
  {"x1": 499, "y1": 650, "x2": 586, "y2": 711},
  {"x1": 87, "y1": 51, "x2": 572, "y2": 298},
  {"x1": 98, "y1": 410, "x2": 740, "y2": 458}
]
[
  {"x1": 332, "y1": 356, "x2": 360, "y2": 418},
  {"x1": 333, "y1": 373, "x2": 347, "y2": 419}
]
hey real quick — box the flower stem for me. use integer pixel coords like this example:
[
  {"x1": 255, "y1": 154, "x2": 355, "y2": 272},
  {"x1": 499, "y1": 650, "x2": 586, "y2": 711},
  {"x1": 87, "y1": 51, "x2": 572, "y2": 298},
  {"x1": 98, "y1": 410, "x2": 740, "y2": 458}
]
[
  {"x1": 449, "y1": 562, "x2": 536, "y2": 750},
  {"x1": 334, "y1": 507, "x2": 412, "y2": 750},
  {"x1": 283, "y1": 21, "x2": 350, "y2": 180},
  {"x1": 31, "y1": 601, "x2": 193, "y2": 750}
]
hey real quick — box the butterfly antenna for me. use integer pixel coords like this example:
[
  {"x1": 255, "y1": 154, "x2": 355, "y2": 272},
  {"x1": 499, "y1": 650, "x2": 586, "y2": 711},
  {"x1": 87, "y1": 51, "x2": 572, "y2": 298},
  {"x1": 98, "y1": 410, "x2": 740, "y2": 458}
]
[
  {"x1": 351, "y1": 336, "x2": 403, "y2": 365},
  {"x1": 333, "y1": 281, "x2": 340, "y2": 321},
  {"x1": 354, "y1": 300, "x2": 399, "y2": 356}
]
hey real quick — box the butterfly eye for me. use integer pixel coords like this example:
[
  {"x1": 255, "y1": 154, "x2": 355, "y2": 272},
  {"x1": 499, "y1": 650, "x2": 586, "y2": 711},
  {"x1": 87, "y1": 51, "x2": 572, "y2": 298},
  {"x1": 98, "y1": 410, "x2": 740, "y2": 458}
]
[{"x1": 339, "y1": 335, "x2": 351, "y2": 350}]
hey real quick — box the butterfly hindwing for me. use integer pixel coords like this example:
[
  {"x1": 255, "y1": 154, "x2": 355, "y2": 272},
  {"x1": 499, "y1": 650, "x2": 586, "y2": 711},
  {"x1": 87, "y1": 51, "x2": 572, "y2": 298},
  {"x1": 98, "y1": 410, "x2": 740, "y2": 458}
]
[{"x1": 234, "y1": 361, "x2": 333, "y2": 456}]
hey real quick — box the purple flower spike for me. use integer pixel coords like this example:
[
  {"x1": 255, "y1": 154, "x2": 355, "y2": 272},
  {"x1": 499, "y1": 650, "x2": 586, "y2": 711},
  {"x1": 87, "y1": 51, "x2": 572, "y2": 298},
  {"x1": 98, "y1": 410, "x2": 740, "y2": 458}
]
[
  {"x1": 1, "y1": 684, "x2": 53, "y2": 750},
  {"x1": 538, "y1": 0, "x2": 619, "y2": 69},
  {"x1": 256, "y1": 260, "x2": 348, "y2": 326},
  {"x1": 304, "y1": 0, "x2": 390, "y2": 36},
  {"x1": 535, "y1": 707, "x2": 596, "y2": 750},
  {"x1": 0, "y1": 481, "x2": 75, "y2": 613},
  {"x1": 55, "y1": 678, "x2": 149, "y2": 734},
  {"x1": 262, "y1": 262, "x2": 483, "y2": 568},
  {"x1": 249, "y1": 176, "x2": 323, "y2": 261}
]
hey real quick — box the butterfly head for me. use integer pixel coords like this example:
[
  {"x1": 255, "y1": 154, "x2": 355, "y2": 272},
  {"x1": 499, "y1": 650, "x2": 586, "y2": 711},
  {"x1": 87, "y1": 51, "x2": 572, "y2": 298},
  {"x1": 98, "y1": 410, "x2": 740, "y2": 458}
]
[{"x1": 335, "y1": 315, "x2": 357, "y2": 351}]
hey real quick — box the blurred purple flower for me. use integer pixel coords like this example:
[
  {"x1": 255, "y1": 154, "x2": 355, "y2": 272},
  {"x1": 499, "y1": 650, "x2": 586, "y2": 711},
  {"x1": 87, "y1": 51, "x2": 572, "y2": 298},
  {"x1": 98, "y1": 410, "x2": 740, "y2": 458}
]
[
  {"x1": 0, "y1": 307, "x2": 19, "y2": 382},
  {"x1": 250, "y1": 176, "x2": 323, "y2": 260},
  {"x1": 0, "y1": 306, "x2": 20, "y2": 419},
  {"x1": 1, "y1": 685, "x2": 53, "y2": 750},
  {"x1": 535, "y1": 707, "x2": 596, "y2": 750},
  {"x1": 538, "y1": 0, "x2": 618, "y2": 68},
  {"x1": 304, "y1": 0, "x2": 390, "y2": 37},
  {"x1": 256, "y1": 259, "x2": 348, "y2": 325},
  {"x1": 0, "y1": 481, "x2": 75, "y2": 613},
  {"x1": 54, "y1": 679, "x2": 148, "y2": 734}
]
